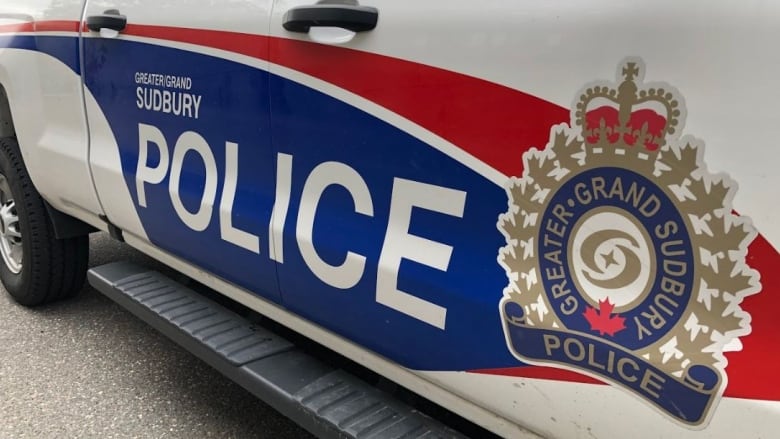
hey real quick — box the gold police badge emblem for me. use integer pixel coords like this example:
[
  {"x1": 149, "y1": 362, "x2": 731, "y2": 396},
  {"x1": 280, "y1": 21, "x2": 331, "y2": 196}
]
[{"x1": 497, "y1": 59, "x2": 761, "y2": 426}]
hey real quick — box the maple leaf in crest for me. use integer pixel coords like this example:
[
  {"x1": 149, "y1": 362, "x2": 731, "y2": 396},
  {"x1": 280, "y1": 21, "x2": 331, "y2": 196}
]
[{"x1": 583, "y1": 298, "x2": 626, "y2": 337}]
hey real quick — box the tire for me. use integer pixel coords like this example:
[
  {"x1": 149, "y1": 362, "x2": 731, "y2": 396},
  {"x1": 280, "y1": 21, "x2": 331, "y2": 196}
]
[{"x1": 0, "y1": 136, "x2": 88, "y2": 306}]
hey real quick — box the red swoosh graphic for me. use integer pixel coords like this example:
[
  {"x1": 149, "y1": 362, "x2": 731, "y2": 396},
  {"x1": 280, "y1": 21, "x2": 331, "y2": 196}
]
[{"x1": 0, "y1": 21, "x2": 79, "y2": 33}]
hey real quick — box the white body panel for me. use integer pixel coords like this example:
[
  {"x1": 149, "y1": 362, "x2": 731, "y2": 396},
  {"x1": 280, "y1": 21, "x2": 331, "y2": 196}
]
[
  {"x1": 84, "y1": 88, "x2": 146, "y2": 239},
  {"x1": 0, "y1": 1, "x2": 104, "y2": 228},
  {"x1": 86, "y1": 0, "x2": 272, "y2": 34}
]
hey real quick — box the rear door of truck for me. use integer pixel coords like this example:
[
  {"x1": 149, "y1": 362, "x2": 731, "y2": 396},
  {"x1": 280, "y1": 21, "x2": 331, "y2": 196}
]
[{"x1": 267, "y1": 1, "x2": 780, "y2": 437}]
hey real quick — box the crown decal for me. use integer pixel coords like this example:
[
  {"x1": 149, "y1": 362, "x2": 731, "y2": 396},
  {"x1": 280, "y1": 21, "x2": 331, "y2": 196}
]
[{"x1": 574, "y1": 61, "x2": 682, "y2": 151}]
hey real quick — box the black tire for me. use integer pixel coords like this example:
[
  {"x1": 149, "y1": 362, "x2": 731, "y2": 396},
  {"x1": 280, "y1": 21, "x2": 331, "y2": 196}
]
[{"x1": 0, "y1": 137, "x2": 88, "y2": 306}]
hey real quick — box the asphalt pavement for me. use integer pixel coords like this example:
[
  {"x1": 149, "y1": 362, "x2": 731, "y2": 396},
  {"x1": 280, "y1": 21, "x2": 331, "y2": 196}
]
[{"x1": 0, "y1": 233, "x2": 313, "y2": 439}]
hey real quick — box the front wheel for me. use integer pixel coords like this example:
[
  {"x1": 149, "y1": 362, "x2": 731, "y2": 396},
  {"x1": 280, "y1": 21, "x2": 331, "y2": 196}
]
[{"x1": 0, "y1": 137, "x2": 88, "y2": 306}]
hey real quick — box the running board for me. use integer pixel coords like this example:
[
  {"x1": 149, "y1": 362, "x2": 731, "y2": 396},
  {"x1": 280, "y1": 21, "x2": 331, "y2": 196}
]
[{"x1": 88, "y1": 262, "x2": 466, "y2": 439}]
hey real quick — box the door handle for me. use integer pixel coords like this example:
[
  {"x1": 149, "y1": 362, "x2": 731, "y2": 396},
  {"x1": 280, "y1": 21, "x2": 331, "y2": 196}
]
[
  {"x1": 283, "y1": 4, "x2": 378, "y2": 33},
  {"x1": 86, "y1": 9, "x2": 127, "y2": 32}
]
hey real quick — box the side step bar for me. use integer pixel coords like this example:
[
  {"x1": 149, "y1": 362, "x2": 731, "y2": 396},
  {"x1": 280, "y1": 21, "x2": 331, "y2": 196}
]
[{"x1": 88, "y1": 262, "x2": 466, "y2": 439}]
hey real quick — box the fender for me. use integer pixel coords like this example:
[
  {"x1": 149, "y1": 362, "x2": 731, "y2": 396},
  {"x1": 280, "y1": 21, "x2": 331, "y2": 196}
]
[{"x1": 0, "y1": 37, "x2": 105, "y2": 233}]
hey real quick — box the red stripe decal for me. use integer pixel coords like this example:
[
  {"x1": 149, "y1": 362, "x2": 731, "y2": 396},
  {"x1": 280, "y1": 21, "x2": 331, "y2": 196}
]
[
  {"x1": 35, "y1": 20, "x2": 80, "y2": 33},
  {"x1": 270, "y1": 38, "x2": 569, "y2": 177},
  {"x1": 0, "y1": 20, "x2": 79, "y2": 34},
  {"x1": 0, "y1": 23, "x2": 33, "y2": 33},
  {"x1": 723, "y1": 236, "x2": 779, "y2": 400}
]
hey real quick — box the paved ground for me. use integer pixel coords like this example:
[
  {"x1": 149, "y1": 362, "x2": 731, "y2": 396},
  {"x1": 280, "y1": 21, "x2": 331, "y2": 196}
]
[{"x1": 0, "y1": 233, "x2": 313, "y2": 439}]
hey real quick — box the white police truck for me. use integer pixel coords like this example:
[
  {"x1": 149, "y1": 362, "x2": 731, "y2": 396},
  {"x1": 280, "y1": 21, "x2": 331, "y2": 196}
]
[{"x1": 1, "y1": 1, "x2": 779, "y2": 437}]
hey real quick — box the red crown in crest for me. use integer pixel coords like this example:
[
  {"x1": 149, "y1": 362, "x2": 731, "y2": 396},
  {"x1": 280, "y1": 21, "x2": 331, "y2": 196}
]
[{"x1": 574, "y1": 62, "x2": 682, "y2": 151}]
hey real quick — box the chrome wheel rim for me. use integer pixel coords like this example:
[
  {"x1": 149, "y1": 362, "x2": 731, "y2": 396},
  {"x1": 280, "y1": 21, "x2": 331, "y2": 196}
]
[{"x1": 0, "y1": 174, "x2": 22, "y2": 274}]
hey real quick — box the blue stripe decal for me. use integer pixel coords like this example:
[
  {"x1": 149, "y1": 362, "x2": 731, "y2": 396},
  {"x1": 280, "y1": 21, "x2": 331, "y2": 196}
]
[
  {"x1": 271, "y1": 75, "x2": 518, "y2": 370},
  {"x1": 0, "y1": 35, "x2": 80, "y2": 74}
]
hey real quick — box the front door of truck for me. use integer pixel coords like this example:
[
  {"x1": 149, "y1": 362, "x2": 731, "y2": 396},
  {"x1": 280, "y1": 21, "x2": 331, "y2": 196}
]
[{"x1": 82, "y1": 0, "x2": 282, "y2": 302}]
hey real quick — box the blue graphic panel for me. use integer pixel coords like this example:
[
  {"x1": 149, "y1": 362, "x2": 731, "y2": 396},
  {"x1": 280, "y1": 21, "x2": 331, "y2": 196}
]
[
  {"x1": 270, "y1": 76, "x2": 520, "y2": 370},
  {"x1": 84, "y1": 38, "x2": 281, "y2": 301}
]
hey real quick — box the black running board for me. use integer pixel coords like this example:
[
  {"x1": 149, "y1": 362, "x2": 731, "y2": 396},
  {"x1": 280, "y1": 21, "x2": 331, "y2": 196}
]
[{"x1": 88, "y1": 262, "x2": 466, "y2": 439}]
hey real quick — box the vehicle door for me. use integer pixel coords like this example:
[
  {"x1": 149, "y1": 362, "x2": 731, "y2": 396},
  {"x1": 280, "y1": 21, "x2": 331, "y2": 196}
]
[
  {"x1": 267, "y1": 1, "x2": 780, "y2": 438},
  {"x1": 267, "y1": 0, "x2": 557, "y2": 404},
  {"x1": 82, "y1": 0, "x2": 282, "y2": 302}
]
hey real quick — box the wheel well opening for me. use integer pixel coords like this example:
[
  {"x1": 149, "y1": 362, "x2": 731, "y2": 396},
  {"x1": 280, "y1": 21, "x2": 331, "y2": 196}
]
[{"x1": 0, "y1": 85, "x2": 15, "y2": 138}]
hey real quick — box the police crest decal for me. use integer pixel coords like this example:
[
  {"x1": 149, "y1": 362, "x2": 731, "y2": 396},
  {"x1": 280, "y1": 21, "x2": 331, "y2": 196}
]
[{"x1": 497, "y1": 59, "x2": 761, "y2": 427}]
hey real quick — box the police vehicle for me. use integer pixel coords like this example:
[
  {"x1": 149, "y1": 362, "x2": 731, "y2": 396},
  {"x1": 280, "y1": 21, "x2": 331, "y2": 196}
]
[{"x1": 0, "y1": 1, "x2": 777, "y2": 437}]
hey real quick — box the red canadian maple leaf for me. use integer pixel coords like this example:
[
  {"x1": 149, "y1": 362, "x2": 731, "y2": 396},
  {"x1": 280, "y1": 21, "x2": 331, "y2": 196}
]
[{"x1": 583, "y1": 298, "x2": 626, "y2": 337}]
